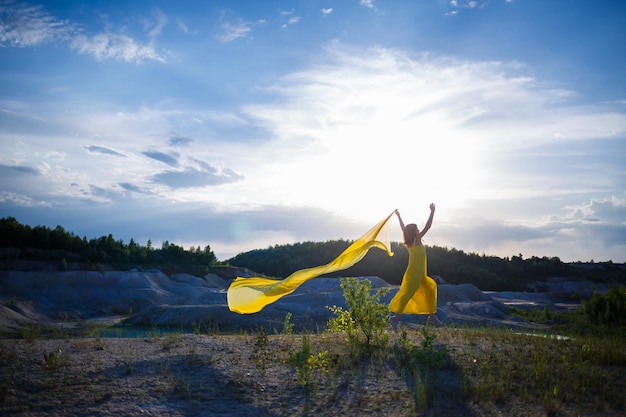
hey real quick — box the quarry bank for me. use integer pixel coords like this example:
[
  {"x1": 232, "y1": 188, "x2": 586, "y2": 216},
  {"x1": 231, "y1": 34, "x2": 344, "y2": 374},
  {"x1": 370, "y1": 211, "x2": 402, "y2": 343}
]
[{"x1": 0, "y1": 262, "x2": 613, "y2": 336}]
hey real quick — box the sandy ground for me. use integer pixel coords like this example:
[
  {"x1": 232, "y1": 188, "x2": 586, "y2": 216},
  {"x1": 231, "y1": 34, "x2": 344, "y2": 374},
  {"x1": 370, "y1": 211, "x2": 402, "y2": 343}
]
[{"x1": 1, "y1": 328, "x2": 623, "y2": 417}]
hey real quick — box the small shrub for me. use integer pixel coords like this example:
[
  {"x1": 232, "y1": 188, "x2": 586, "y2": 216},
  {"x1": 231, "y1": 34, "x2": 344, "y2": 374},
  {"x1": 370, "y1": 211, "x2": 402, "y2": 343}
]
[
  {"x1": 326, "y1": 277, "x2": 390, "y2": 356},
  {"x1": 396, "y1": 326, "x2": 448, "y2": 374},
  {"x1": 43, "y1": 349, "x2": 63, "y2": 370},
  {"x1": 173, "y1": 377, "x2": 191, "y2": 399},
  {"x1": 19, "y1": 324, "x2": 41, "y2": 341},
  {"x1": 191, "y1": 321, "x2": 202, "y2": 334},
  {"x1": 161, "y1": 332, "x2": 183, "y2": 350},
  {"x1": 249, "y1": 328, "x2": 275, "y2": 383},
  {"x1": 287, "y1": 335, "x2": 330, "y2": 391},
  {"x1": 281, "y1": 312, "x2": 294, "y2": 335}
]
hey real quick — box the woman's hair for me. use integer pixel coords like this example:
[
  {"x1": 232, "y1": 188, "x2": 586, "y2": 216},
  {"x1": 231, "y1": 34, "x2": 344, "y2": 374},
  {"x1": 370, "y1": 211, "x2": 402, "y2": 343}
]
[{"x1": 403, "y1": 223, "x2": 419, "y2": 246}]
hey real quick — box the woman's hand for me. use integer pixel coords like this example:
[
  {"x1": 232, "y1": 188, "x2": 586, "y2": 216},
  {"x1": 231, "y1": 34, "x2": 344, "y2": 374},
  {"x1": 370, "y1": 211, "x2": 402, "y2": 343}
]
[{"x1": 429, "y1": 203, "x2": 435, "y2": 211}]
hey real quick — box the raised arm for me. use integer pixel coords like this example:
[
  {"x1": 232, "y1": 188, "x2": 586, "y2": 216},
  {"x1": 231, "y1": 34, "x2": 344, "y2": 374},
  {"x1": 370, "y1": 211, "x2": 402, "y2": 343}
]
[
  {"x1": 394, "y1": 209, "x2": 406, "y2": 232},
  {"x1": 418, "y1": 203, "x2": 435, "y2": 239}
]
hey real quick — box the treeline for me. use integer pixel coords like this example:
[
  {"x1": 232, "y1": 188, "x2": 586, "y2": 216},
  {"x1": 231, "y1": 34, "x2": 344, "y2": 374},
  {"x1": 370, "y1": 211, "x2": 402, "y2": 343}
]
[
  {"x1": 3, "y1": 216, "x2": 620, "y2": 291},
  {"x1": 0, "y1": 217, "x2": 217, "y2": 266},
  {"x1": 227, "y1": 240, "x2": 581, "y2": 291}
]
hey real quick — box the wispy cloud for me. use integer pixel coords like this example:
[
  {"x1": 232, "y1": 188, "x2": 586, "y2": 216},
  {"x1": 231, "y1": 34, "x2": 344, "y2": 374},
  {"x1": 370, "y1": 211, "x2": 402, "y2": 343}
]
[
  {"x1": 216, "y1": 15, "x2": 252, "y2": 42},
  {"x1": 70, "y1": 32, "x2": 165, "y2": 63},
  {"x1": 0, "y1": 3, "x2": 73, "y2": 47},
  {"x1": 562, "y1": 196, "x2": 626, "y2": 227},
  {"x1": 176, "y1": 17, "x2": 190, "y2": 33},
  {"x1": 119, "y1": 182, "x2": 151, "y2": 194},
  {"x1": 279, "y1": 11, "x2": 301, "y2": 29},
  {"x1": 89, "y1": 184, "x2": 120, "y2": 202},
  {"x1": 447, "y1": 0, "x2": 496, "y2": 15},
  {"x1": 168, "y1": 132, "x2": 194, "y2": 147},
  {"x1": 321, "y1": 8, "x2": 333, "y2": 16},
  {"x1": 151, "y1": 166, "x2": 244, "y2": 189},
  {"x1": 84, "y1": 145, "x2": 126, "y2": 157},
  {"x1": 0, "y1": 164, "x2": 40, "y2": 176},
  {"x1": 142, "y1": 151, "x2": 179, "y2": 167},
  {"x1": 0, "y1": 191, "x2": 51, "y2": 207},
  {"x1": 0, "y1": 2, "x2": 165, "y2": 63},
  {"x1": 145, "y1": 8, "x2": 168, "y2": 38},
  {"x1": 450, "y1": 0, "x2": 482, "y2": 8}
]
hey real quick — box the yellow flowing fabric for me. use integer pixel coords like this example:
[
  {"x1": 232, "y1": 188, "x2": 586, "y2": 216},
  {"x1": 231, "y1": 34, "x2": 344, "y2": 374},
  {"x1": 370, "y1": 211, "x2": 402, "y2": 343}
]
[
  {"x1": 227, "y1": 212, "x2": 395, "y2": 314},
  {"x1": 388, "y1": 244, "x2": 437, "y2": 314}
]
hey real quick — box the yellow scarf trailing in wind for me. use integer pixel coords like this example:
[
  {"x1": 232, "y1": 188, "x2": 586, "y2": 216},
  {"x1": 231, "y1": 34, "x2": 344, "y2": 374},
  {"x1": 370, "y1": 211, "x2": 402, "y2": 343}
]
[{"x1": 227, "y1": 212, "x2": 395, "y2": 314}]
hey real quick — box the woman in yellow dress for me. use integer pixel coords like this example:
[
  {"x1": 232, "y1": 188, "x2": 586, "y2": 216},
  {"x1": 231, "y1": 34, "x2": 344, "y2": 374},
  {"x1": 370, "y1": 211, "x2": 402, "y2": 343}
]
[{"x1": 389, "y1": 204, "x2": 442, "y2": 331}]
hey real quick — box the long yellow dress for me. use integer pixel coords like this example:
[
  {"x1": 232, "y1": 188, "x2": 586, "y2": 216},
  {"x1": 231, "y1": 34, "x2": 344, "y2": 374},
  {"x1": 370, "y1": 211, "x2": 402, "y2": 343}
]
[{"x1": 389, "y1": 244, "x2": 437, "y2": 315}]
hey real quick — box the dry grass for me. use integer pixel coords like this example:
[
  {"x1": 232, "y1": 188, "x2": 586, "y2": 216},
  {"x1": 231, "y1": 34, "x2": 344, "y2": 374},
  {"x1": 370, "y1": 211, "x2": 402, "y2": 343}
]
[{"x1": 0, "y1": 324, "x2": 624, "y2": 416}]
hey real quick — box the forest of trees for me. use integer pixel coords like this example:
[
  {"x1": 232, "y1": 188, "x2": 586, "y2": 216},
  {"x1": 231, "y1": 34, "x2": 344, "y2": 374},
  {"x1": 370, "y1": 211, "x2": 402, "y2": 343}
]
[
  {"x1": 2, "y1": 216, "x2": 622, "y2": 291},
  {"x1": 227, "y1": 240, "x2": 584, "y2": 291},
  {"x1": 0, "y1": 217, "x2": 217, "y2": 266}
]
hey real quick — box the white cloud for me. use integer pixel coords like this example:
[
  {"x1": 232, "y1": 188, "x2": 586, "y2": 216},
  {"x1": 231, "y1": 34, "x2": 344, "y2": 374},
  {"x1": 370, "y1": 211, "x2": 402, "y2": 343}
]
[
  {"x1": 0, "y1": 2, "x2": 166, "y2": 63},
  {"x1": 321, "y1": 8, "x2": 333, "y2": 16},
  {"x1": 151, "y1": 166, "x2": 244, "y2": 189},
  {"x1": 0, "y1": 191, "x2": 52, "y2": 207},
  {"x1": 447, "y1": 0, "x2": 490, "y2": 14},
  {"x1": 0, "y1": 98, "x2": 255, "y2": 209},
  {"x1": 0, "y1": 3, "x2": 73, "y2": 46},
  {"x1": 142, "y1": 150, "x2": 179, "y2": 167},
  {"x1": 176, "y1": 17, "x2": 189, "y2": 33},
  {"x1": 279, "y1": 11, "x2": 300, "y2": 28},
  {"x1": 360, "y1": 0, "x2": 375, "y2": 9},
  {"x1": 281, "y1": 15, "x2": 301, "y2": 29},
  {"x1": 71, "y1": 32, "x2": 165, "y2": 63},
  {"x1": 146, "y1": 8, "x2": 168, "y2": 38},
  {"x1": 84, "y1": 145, "x2": 127, "y2": 158},
  {"x1": 562, "y1": 196, "x2": 626, "y2": 225},
  {"x1": 168, "y1": 132, "x2": 194, "y2": 147},
  {"x1": 216, "y1": 19, "x2": 252, "y2": 42}
]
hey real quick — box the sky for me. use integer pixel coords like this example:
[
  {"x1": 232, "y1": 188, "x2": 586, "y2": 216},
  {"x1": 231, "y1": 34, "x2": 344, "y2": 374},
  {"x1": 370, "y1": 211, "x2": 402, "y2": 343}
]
[{"x1": 1, "y1": 0, "x2": 625, "y2": 263}]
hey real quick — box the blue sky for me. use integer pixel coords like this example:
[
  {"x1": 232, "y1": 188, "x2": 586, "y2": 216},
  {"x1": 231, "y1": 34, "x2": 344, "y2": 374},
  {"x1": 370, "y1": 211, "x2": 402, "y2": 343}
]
[{"x1": 1, "y1": 0, "x2": 625, "y2": 263}]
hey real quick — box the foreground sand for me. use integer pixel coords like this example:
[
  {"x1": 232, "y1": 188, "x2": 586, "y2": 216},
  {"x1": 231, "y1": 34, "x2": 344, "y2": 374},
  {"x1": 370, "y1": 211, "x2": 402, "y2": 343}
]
[{"x1": 1, "y1": 328, "x2": 623, "y2": 417}]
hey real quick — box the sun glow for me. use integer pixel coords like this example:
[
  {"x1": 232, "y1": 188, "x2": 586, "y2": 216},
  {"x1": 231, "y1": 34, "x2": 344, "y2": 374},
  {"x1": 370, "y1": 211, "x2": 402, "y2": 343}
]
[
  {"x1": 232, "y1": 98, "x2": 484, "y2": 227},
  {"x1": 223, "y1": 47, "x2": 501, "y2": 224}
]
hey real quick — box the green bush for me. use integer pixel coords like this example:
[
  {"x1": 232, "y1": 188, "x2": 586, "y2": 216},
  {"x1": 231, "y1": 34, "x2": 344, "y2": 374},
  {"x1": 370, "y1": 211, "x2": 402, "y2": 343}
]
[
  {"x1": 287, "y1": 335, "x2": 330, "y2": 390},
  {"x1": 326, "y1": 277, "x2": 390, "y2": 356},
  {"x1": 581, "y1": 286, "x2": 626, "y2": 326}
]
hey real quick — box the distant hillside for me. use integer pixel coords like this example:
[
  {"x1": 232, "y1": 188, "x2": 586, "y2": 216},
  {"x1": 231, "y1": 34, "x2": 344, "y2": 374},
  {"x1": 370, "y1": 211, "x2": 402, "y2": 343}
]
[{"x1": 227, "y1": 241, "x2": 625, "y2": 291}]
